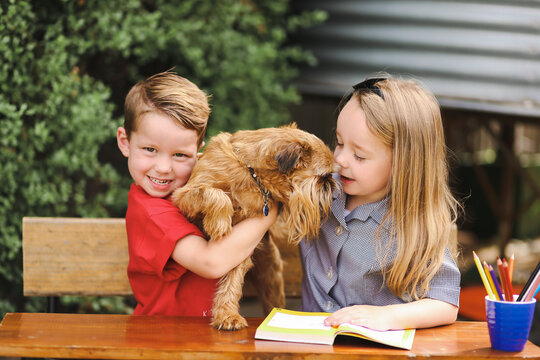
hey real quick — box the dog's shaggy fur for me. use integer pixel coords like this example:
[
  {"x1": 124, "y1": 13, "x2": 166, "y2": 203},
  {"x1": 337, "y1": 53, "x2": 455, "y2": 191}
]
[{"x1": 172, "y1": 124, "x2": 336, "y2": 330}]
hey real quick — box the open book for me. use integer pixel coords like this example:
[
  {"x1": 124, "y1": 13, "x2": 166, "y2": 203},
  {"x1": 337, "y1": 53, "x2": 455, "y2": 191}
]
[{"x1": 255, "y1": 308, "x2": 415, "y2": 350}]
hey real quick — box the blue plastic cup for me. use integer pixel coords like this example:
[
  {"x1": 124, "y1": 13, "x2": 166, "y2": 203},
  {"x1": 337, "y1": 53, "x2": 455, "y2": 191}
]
[{"x1": 485, "y1": 295, "x2": 536, "y2": 352}]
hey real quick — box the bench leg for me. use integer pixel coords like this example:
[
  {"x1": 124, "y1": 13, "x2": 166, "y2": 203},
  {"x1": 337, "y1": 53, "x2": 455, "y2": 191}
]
[{"x1": 47, "y1": 296, "x2": 58, "y2": 313}]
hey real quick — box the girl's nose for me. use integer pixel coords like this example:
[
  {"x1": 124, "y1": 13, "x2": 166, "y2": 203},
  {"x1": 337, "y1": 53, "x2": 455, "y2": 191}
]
[{"x1": 334, "y1": 150, "x2": 348, "y2": 168}]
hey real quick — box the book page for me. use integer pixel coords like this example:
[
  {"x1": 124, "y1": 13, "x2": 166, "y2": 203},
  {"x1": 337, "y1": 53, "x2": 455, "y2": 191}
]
[
  {"x1": 340, "y1": 323, "x2": 408, "y2": 342},
  {"x1": 266, "y1": 311, "x2": 330, "y2": 331},
  {"x1": 256, "y1": 308, "x2": 415, "y2": 349}
]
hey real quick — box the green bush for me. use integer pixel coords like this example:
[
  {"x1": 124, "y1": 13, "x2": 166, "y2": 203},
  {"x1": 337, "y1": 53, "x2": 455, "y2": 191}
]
[{"x1": 0, "y1": 0, "x2": 325, "y2": 316}]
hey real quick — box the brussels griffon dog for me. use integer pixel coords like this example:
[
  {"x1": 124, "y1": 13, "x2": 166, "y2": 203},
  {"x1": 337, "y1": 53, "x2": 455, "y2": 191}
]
[{"x1": 172, "y1": 124, "x2": 336, "y2": 330}]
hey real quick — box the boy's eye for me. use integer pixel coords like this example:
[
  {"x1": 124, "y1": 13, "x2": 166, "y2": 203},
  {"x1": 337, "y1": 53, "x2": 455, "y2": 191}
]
[
  {"x1": 143, "y1": 147, "x2": 156, "y2": 153},
  {"x1": 174, "y1": 153, "x2": 187, "y2": 158}
]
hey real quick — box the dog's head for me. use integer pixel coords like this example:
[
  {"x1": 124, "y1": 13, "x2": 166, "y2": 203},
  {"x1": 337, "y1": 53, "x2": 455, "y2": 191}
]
[
  {"x1": 234, "y1": 124, "x2": 337, "y2": 244},
  {"x1": 276, "y1": 130, "x2": 336, "y2": 244}
]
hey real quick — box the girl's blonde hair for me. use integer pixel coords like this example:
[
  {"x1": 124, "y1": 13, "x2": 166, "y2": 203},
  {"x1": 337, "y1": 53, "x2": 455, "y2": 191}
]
[{"x1": 344, "y1": 74, "x2": 460, "y2": 300}]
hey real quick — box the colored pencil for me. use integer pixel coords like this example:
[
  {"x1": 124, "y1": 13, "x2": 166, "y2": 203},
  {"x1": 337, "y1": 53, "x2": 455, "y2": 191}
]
[
  {"x1": 483, "y1": 261, "x2": 499, "y2": 300},
  {"x1": 523, "y1": 271, "x2": 540, "y2": 302},
  {"x1": 502, "y1": 261, "x2": 514, "y2": 301},
  {"x1": 517, "y1": 260, "x2": 540, "y2": 301},
  {"x1": 508, "y1": 253, "x2": 515, "y2": 281},
  {"x1": 473, "y1": 251, "x2": 495, "y2": 299},
  {"x1": 497, "y1": 257, "x2": 510, "y2": 301},
  {"x1": 488, "y1": 264, "x2": 504, "y2": 301}
]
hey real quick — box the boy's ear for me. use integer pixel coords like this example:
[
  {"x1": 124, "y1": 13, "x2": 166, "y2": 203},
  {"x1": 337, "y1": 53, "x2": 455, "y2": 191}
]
[
  {"x1": 117, "y1": 127, "x2": 130, "y2": 157},
  {"x1": 197, "y1": 141, "x2": 205, "y2": 159}
]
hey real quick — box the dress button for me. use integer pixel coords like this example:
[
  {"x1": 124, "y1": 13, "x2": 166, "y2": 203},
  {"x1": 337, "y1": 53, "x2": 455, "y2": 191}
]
[
  {"x1": 326, "y1": 301, "x2": 334, "y2": 311},
  {"x1": 326, "y1": 267, "x2": 334, "y2": 279},
  {"x1": 335, "y1": 225, "x2": 343, "y2": 235}
]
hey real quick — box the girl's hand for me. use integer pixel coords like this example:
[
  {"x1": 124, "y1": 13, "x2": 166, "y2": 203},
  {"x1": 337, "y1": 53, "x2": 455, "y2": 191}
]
[
  {"x1": 324, "y1": 305, "x2": 394, "y2": 331},
  {"x1": 323, "y1": 299, "x2": 458, "y2": 331}
]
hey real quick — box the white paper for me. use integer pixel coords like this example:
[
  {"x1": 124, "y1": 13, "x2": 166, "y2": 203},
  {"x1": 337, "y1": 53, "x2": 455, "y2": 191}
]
[{"x1": 267, "y1": 312, "x2": 330, "y2": 331}]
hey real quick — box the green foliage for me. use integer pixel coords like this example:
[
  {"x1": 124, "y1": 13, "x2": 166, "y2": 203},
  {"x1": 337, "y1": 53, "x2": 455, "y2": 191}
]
[
  {"x1": 60, "y1": 296, "x2": 134, "y2": 314},
  {"x1": 0, "y1": 0, "x2": 325, "y2": 316}
]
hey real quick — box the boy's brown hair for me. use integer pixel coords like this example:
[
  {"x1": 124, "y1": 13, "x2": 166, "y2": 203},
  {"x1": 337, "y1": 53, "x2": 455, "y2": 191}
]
[{"x1": 124, "y1": 70, "x2": 210, "y2": 146}]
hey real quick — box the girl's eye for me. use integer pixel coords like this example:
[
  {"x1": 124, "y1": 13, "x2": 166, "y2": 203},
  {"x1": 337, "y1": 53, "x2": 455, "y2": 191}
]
[{"x1": 354, "y1": 154, "x2": 365, "y2": 161}]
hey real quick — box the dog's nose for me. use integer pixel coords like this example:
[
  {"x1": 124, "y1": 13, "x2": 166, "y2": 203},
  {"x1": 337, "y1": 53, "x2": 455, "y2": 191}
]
[
  {"x1": 319, "y1": 173, "x2": 337, "y2": 191},
  {"x1": 320, "y1": 173, "x2": 332, "y2": 181}
]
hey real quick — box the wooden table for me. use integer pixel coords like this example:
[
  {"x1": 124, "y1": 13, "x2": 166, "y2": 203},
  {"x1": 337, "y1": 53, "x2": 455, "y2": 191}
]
[{"x1": 0, "y1": 313, "x2": 539, "y2": 359}]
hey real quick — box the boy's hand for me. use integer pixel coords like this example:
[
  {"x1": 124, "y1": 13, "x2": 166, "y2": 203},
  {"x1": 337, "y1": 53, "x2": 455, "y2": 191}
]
[
  {"x1": 270, "y1": 202, "x2": 279, "y2": 217},
  {"x1": 261, "y1": 202, "x2": 278, "y2": 226}
]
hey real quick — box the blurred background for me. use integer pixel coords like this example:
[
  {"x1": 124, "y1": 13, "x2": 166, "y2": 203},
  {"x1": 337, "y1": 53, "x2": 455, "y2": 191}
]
[{"x1": 1, "y1": 0, "x2": 538, "y2": 345}]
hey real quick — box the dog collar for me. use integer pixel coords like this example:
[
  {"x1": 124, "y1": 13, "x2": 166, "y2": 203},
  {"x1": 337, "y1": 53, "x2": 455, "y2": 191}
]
[{"x1": 247, "y1": 166, "x2": 271, "y2": 216}]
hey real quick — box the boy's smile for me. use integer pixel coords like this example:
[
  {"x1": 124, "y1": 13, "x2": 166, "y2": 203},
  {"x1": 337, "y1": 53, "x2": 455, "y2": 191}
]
[
  {"x1": 117, "y1": 111, "x2": 200, "y2": 198},
  {"x1": 149, "y1": 176, "x2": 173, "y2": 185}
]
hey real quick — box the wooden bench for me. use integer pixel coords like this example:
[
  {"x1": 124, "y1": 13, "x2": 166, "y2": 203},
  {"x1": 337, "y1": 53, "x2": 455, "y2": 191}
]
[
  {"x1": 22, "y1": 217, "x2": 303, "y2": 309},
  {"x1": 23, "y1": 217, "x2": 464, "y2": 315}
]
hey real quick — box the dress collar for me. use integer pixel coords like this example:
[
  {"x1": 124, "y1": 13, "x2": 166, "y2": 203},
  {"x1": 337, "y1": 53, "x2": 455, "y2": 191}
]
[{"x1": 331, "y1": 173, "x2": 390, "y2": 228}]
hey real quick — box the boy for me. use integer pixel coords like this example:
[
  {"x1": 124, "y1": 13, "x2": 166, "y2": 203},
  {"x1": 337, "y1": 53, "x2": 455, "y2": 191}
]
[{"x1": 116, "y1": 71, "x2": 277, "y2": 316}]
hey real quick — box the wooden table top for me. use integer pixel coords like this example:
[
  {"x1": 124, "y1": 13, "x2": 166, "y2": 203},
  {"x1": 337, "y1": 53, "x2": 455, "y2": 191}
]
[{"x1": 0, "y1": 313, "x2": 539, "y2": 359}]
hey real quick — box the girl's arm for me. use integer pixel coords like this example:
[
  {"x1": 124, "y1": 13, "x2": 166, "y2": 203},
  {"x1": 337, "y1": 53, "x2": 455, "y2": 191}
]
[
  {"x1": 324, "y1": 298, "x2": 458, "y2": 331},
  {"x1": 171, "y1": 205, "x2": 278, "y2": 279}
]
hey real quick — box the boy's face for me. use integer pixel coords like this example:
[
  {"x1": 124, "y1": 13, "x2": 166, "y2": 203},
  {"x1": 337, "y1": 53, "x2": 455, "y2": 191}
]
[{"x1": 117, "y1": 111, "x2": 200, "y2": 198}]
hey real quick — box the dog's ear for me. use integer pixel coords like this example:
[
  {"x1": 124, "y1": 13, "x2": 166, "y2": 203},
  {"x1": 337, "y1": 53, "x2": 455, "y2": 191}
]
[
  {"x1": 274, "y1": 142, "x2": 310, "y2": 173},
  {"x1": 279, "y1": 122, "x2": 298, "y2": 129}
]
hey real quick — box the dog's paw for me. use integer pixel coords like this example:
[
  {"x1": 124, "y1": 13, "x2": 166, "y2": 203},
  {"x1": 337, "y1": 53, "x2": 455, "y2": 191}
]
[
  {"x1": 206, "y1": 222, "x2": 232, "y2": 241},
  {"x1": 212, "y1": 313, "x2": 248, "y2": 331}
]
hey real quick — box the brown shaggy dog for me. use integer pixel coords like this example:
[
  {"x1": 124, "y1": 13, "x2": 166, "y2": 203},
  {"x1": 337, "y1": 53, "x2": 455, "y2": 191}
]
[{"x1": 172, "y1": 124, "x2": 336, "y2": 330}]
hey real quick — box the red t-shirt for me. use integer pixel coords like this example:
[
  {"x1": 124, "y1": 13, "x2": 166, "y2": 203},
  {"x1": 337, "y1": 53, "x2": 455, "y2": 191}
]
[{"x1": 125, "y1": 183, "x2": 217, "y2": 316}]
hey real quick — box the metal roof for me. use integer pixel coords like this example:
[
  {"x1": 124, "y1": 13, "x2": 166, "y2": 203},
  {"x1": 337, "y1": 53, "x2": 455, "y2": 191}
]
[{"x1": 294, "y1": 0, "x2": 540, "y2": 117}]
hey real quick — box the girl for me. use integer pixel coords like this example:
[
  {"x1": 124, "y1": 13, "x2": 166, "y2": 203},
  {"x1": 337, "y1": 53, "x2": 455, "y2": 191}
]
[{"x1": 300, "y1": 75, "x2": 461, "y2": 331}]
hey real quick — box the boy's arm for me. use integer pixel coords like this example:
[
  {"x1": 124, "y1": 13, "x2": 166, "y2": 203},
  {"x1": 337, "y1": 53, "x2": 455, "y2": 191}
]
[
  {"x1": 171, "y1": 205, "x2": 278, "y2": 279},
  {"x1": 324, "y1": 299, "x2": 458, "y2": 330}
]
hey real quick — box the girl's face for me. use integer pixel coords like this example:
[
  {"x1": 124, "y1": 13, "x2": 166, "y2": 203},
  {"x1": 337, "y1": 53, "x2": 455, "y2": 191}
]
[
  {"x1": 334, "y1": 99, "x2": 393, "y2": 210},
  {"x1": 117, "y1": 111, "x2": 200, "y2": 198}
]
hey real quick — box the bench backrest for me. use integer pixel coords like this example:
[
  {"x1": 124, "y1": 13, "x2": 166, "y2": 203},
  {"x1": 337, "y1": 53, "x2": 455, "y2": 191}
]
[
  {"x1": 23, "y1": 217, "x2": 132, "y2": 296},
  {"x1": 22, "y1": 217, "x2": 302, "y2": 297},
  {"x1": 23, "y1": 217, "x2": 456, "y2": 299}
]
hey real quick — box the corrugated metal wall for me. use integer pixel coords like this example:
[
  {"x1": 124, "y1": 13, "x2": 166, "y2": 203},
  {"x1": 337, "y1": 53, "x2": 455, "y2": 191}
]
[{"x1": 293, "y1": 0, "x2": 540, "y2": 118}]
